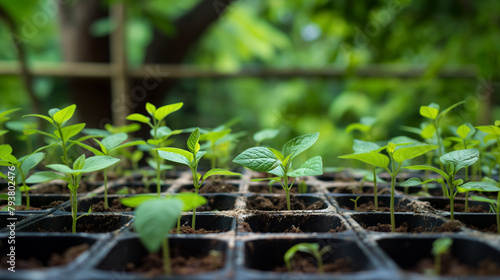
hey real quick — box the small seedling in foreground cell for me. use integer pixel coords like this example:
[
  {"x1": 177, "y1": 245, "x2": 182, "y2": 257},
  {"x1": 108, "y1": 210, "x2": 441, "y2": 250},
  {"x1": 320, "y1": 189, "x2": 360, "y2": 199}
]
[
  {"x1": 234, "y1": 132, "x2": 323, "y2": 210},
  {"x1": 157, "y1": 128, "x2": 240, "y2": 229},
  {"x1": 350, "y1": 195, "x2": 362, "y2": 212},
  {"x1": 284, "y1": 243, "x2": 331, "y2": 274},
  {"x1": 431, "y1": 238, "x2": 453, "y2": 276}
]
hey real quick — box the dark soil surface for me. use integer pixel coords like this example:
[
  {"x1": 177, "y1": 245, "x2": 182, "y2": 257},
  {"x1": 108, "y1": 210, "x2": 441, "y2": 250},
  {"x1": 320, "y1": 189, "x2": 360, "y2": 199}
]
[
  {"x1": 248, "y1": 184, "x2": 317, "y2": 194},
  {"x1": 0, "y1": 243, "x2": 88, "y2": 269},
  {"x1": 247, "y1": 195, "x2": 326, "y2": 211},
  {"x1": 408, "y1": 254, "x2": 500, "y2": 276},
  {"x1": 0, "y1": 200, "x2": 65, "y2": 211},
  {"x1": 90, "y1": 199, "x2": 132, "y2": 212},
  {"x1": 125, "y1": 251, "x2": 225, "y2": 276},
  {"x1": 239, "y1": 221, "x2": 345, "y2": 233},
  {"x1": 364, "y1": 220, "x2": 463, "y2": 233},
  {"x1": 37, "y1": 215, "x2": 126, "y2": 233},
  {"x1": 466, "y1": 224, "x2": 499, "y2": 233},
  {"x1": 443, "y1": 203, "x2": 488, "y2": 213},
  {"x1": 30, "y1": 182, "x2": 96, "y2": 194},
  {"x1": 178, "y1": 181, "x2": 238, "y2": 193},
  {"x1": 107, "y1": 185, "x2": 154, "y2": 195},
  {"x1": 342, "y1": 200, "x2": 410, "y2": 212},
  {"x1": 273, "y1": 254, "x2": 352, "y2": 273},
  {"x1": 169, "y1": 225, "x2": 221, "y2": 234},
  {"x1": 330, "y1": 185, "x2": 390, "y2": 195}
]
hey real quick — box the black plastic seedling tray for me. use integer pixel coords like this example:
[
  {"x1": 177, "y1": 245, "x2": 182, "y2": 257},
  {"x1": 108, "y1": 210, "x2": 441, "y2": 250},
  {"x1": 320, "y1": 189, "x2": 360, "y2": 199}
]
[{"x1": 0, "y1": 170, "x2": 499, "y2": 279}]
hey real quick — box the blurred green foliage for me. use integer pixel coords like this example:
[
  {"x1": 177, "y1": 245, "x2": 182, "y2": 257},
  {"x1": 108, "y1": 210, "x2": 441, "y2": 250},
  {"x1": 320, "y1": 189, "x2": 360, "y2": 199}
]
[{"x1": 0, "y1": 0, "x2": 499, "y2": 166}]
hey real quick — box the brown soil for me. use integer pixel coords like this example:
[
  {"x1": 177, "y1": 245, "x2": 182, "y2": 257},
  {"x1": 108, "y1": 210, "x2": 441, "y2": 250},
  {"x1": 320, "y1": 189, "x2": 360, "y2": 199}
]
[
  {"x1": 0, "y1": 243, "x2": 88, "y2": 269},
  {"x1": 0, "y1": 200, "x2": 65, "y2": 211},
  {"x1": 364, "y1": 220, "x2": 463, "y2": 233},
  {"x1": 37, "y1": 215, "x2": 126, "y2": 233},
  {"x1": 107, "y1": 185, "x2": 157, "y2": 195},
  {"x1": 467, "y1": 224, "x2": 499, "y2": 233},
  {"x1": 125, "y1": 250, "x2": 225, "y2": 276},
  {"x1": 443, "y1": 203, "x2": 488, "y2": 213},
  {"x1": 408, "y1": 254, "x2": 500, "y2": 276},
  {"x1": 273, "y1": 254, "x2": 352, "y2": 273},
  {"x1": 30, "y1": 182, "x2": 96, "y2": 194},
  {"x1": 248, "y1": 184, "x2": 317, "y2": 194},
  {"x1": 331, "y1": 185, "x2": 390, "y2": 195},
  {"x1": 169, "y1": 225, "x2": 221, "y2": 234},
  {"x1": 192, "y1": 196, "x2": 232, "y2": 212},
  {"x1": 89, "y1": 199, "x2": 132, "y2": 212},
  {"x1": 342, "y1": 200, "x2": 409, "y2": 212},
  {"x1": 178, "y1": 182, "x2": 238, "y2": 193},
  {"x1": 247, "y1": 195, "x2": 326, "y2": 211}
]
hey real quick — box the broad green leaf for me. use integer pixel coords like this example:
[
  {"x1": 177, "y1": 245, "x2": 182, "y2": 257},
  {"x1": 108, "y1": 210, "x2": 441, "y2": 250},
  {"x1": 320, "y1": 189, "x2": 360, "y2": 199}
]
[
  {"x1": 287, "y1": 156, "x2": 323, "y2": 177},
  {"x1": 154, "y1": 102, "x2": 183, "y2": 121},
  {"x1": 202, "y1": 168, "x2": 240, "y2": 181},
  {"x1": 72, "y1": 141, "x2": 105, "y2": 156},
  {"x1": 345, "y1": 123, "x2": 370, "y2": 133},
  {"x1": 145, "y1": 102, "x2": 156, "y2": 115},
  {"x1": 52, "y1": 104, "x2": 76, "y2": 125},
  {"x1": 458, "y1": 181, "x2": 500, "y2": 193},
  {"x1": 352, "y1": 139, "x2": 380, "y2": 153},
  {"x1": 0, "y1": 108, "x2": 21, "y2": 121},
  {"x1": 432, "y1": 238, "x2": 452, "y2": 255},
  {"x1": 233, "y1": 147, "x2": 280, "y2": 172},
  {"x1": 440, "y1": 100, "x2": 465, "y2": 118},
  {"x1": 439, "y1": 149, "x2": 479, "y2": 172},
  {"x1": 157, "y1": 148, "x2": 193, "y2": 166},
  {"x1": 47, "y1": 164, "x2": 74, "y2": 174},
  {"x1": 400, "y1": 177, "x2": 437, "y2": 187},
  {"x1": 199, "y1": 129, "x2": 231, "y2": 143},
  {"x1": 471, "y1": 195, "x2": 497, "y2": 205},
  {"x1": 134, "y1": 198, "x2": 182, "y2": 252},
  {"x1": 268, "y1": 165, "x2": 285, "y2": 177},
  {"x1": 483, "y1": 134, "x2": 498, "y2": 144},
  {"x1": 421, "y1": 123, "x2": 436, "y2": 139},
  {"x1": 111, "y1": 140, "x2": 147, "y2": 152},
  {"x1": 126, "y1": 113, "x2": 150, "y2": 124},
  {"x1": 73, "y1": 154, "x2": 86, "y2": 170},
  {"x1": 267, "y1": 147, "x2": 285, "y2": 162},
  {"x1": 153, "y1": 126, "x2": 172, "y2": 139},
  {"x1": 120, "y1": 194, "x2": 157, "y2": 207},
  {"x1": 174, "y1": 193, "x2": 207, "y2": 211},
  {"x1": 404, "y1": 165, "x2": 448, "y2": 179},
  {"x1": 187, "y1": 128, "x2": 200, "y2": 153},
  {"x1": 393, "y1": 145, "x2": 438, "y2": 163},
  {"x1": 26, "y1": 171, "x2": 66, "y2": 183},
  {"x1": 23, "y1": 113, "x2": 54, "y2": 125},
  {"x1": 457, "y1": 124, "x2": 471, "y2": 139},
  {"x1": 0, "y1": 144, "x2": 13, "y2": 158},
  {"x1": 253, "y1": 129, "x2": 279, "y2": 143},
  {"x1": 20, "y1": 152, "x2": 45, "y2": 175},
  {"x1": 82, "y1": 156, "x2": 120, "y2": 173},
  {"x1": 420, "y1": 106, "x2": 439, "y2": 120},
  {"x1": 282, "y1": 132, "x2": 319, "y2": 159},
  {"x1": 101, "y1": 133, "x2": 128, "y2": 151},
  {"x1": 339, "y1": 151, "x2": 389, "y2": 169},
  {"x1": 48, "y1": 108, "x2": 59, "y2": 118},
  {"x1": 93, "y1": 139, "x2": 108, "y2": 154},
  {"x1": 55, "y1": 123, "x2": 86, "y2": 141},
  {"x1": 284, "y1": 243, "x2": 320, "y2": 271},
  {"x1": 476, "y1": 125, "x2": 500, "y2": 136}
]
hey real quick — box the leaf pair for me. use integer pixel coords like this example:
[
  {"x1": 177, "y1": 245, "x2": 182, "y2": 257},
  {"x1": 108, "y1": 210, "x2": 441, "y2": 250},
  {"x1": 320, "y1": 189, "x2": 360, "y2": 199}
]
[
  {"x1": 76, "y1": 133, "x2": 146, "y2": 156},
  {"x1": 405, "y1": 149, "x2": 479, "y2": 179},
  {"x1": 127, "y1": 102, "x2": 183, "y2": 126}
]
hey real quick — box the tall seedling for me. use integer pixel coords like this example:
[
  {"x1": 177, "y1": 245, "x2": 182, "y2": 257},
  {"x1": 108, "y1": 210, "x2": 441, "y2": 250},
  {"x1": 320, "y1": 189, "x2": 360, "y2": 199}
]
[
  {"x1": 458, "y1": 180, "x2": 500, "y2": 233},
  {"x1": 126, "y1": 102, "x2": 183, "y2": 196},
  {"x1": 157, "y1": 128, "x2": 240, "y2": 229},
  {"x1": 233, "y1": 133, "x2": 323, "y2": 210}
]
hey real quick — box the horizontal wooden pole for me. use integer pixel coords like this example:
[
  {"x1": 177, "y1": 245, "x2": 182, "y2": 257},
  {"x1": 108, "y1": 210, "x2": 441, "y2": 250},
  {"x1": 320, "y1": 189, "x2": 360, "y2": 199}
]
[{"x1": 0, "y1": 61, "x2": 478, "y2": 79}]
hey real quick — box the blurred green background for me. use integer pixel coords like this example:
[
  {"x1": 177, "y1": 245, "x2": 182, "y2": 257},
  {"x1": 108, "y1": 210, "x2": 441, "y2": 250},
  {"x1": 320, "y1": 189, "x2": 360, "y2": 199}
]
[{"x1": 0, "y1": 0, "x2": 499, "y2": 167}]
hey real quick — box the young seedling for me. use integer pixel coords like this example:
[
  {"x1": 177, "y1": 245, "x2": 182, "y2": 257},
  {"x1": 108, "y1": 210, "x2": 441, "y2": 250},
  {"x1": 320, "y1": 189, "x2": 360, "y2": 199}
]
[
  {"x1": 157, "y1": 128, "x2": 240, "y2": 229},
  {"x1": 345, "y1": 116, "x2": 376, "y2": 141},
  {"x1": 284, "y1": 243, "x2": 331, "y2": 274},
  {"x1": 459, "y1": 180, "x2": 500, "y2": 234},
  {"x1": 298, "y1": 180, "x2": 308, "y2": 194},
  {"x1": 126, "y1": 102, "x2": 183, "y2": 196},
  {"x1": 350, "y1": 195, "x2": 362, "y2": 211},
  {"x1": 75, "y1": 133, "x2": 145, "y2": 209},
  {"x1": 199, "y1": 128, "x2": 231, "y2": 170},
  {"x1": 26, "y1": 154, "x2": 120, "y2": 233},
  {"x1": 233, "y1": 132, "x2": 323, "y2": 210},
  {"x1": 339, "y1": 139, "x2": 388, "y2": 209},
  {"x1": 431, "y1": 238, "x2": 453, "y2": 276},
  {"x1": 0, "y1": 108, "x2": 21, "y2": 144},
  {"x1": 404, "y1": 149, "x2": 479, "y2": 219}
]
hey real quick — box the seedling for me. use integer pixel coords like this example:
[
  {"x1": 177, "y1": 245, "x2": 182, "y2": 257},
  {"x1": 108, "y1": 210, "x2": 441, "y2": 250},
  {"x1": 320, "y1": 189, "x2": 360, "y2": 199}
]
[
  {"x1": 459, "y1": 180, "x2": 500, "y2": 233},
  {"x1": 298, "y1": 180, "x2": 308, "y2": 194},
  {"x1": 233, "y1": 132, "x2": 323, "y2": 210},
  {"x1": 75, "y1": 133, "x2": 145, "y2": 209},
  {"x1": 157, "y1": 128, "x2": 240, "y2": 229},
  {"x1": 0, "y1": 108, "x2": 21, "y2": 144},
  {"x1": 27, "y1": 154, "x2": 120, "y2": 233},
  {"x1": 431, "y1": 238, "x2": 452, "y2": 276},
  {"x1": 339, "y1": 139, "x2": 388, "y2": 209},
  {"x1": 126, "y1": 102, "x2": 183, "y2": 196},
  {"x1": 350, "y1": 195, "x2": 362, "y2": 211},
  {"x1": 199, "y1": 128, "x2": 231, "y2": 169},
  {"x1": 404, "y1": 149, "x2": 479, "y2": 219},
  {"x1": 284, "y1": 243, "x2": 330, "y2": 274},
  {"x1": 5, "y1": 120, "x2": 38, "y2": 154},
  {"x1": 345, "y1": 116, "x2": 376, "y2": 141}
]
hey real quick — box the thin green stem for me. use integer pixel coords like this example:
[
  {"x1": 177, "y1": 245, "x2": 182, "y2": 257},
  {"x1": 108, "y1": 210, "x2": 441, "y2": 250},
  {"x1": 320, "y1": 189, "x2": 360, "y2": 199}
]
[
  {"x1": 283, "y1": 165, "x2": 290, "y2": 210},
  {"x1": 104, "y1": 168, "x2": 109, "y2": 209},
  {"x1": 71, "y1": 188, "x2": 77, "y2": 233},
  {"x1": 156, "y1": 156, "x2": 161, "y2": 197},
  {"x1": 177, "y1": 216, "x2": 181, "y2": 234},
  {"x1": 435, "y1": 254, "x2": 441, "y2": 275},
  {"x1": 464, "y1": 191, "x2": 469, "y2": 213},
  {"x1": 496, "y1": 192, "x2": 500, "y2": 234},
  {"x1": 191, "y1": 157, "x2": 199, "y2": 230},
  {"x1": 316, "y1": 253, "x2": 324, "y2": 274},
  {"x1": 162, "y1": 238, "x2": 171, "y2": 275},
  {"x1": 434, "y1": 121, "x2": 444, "y2": 170},
  {"x1": 23, "y1": 185, "x2": 29, "y2": 211},
  {"x1": 57, "y1": 125, "x2": 69, "y2": 165},
  {"x1": 390, "y1": 172, "x2": 396, "y2": 232}
]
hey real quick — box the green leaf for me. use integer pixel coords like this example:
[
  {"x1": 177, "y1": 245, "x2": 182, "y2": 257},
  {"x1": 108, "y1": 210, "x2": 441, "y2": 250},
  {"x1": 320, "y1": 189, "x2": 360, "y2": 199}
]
[
  {"x1": 287, "y1": 156, "x2": 323, "y2": 177},
  {"x1": 284, "y1": 243, "x2": 320, "y2": 271},
  {"x1": 0, "y1": 130, "x2": 8, "y2": 137},
  {"x1": 187, "y1": 128, "x2": 200, "y2": 153},
  {"x1": 202, "y1": 168, "x2": 241, "y2": 181},
  {"x1": 393, "y1": 145, "x2": 438, "y2": 163},
  {"x1": 0, "y1": 144, "x2": 13, "y2": 159},
  {"x1": 154, "y1": 102, "x2": 183, "y2": 122},
  {"x1": 476, "y1": 125, "x2": 500, "y2": 136},
  {"x1": 352, "y1": 139, "x2": 380, "y2": 153},
  {"x1": 23, "y1": 113, "x2": 54, "y2": 125},
  {"x1": 174, "y1": 193, "x2": 207, "y2": 211},
  {"x1": 253, "y1": 129, "x2": 280, "y2": 143},
  {"x1": 72, "y1": 141, "x2": 106, "y2": 156},
  {"x1": 111, "y1": 140, "x2": 147, "y2": 152},
  {"x1": 471, "y1": 195, "x2": 497, "y2": 205},
  {"x1": 233, "y1": 147, "x2": 280, "y2": 172},
  {"x1": 282, "y1": 132, "x2": 319, "y2": 159},
  {"x1": 495, "y1": 120, "x2": 500, "y2": 127},
  {"x1": 345, "y1": 123, "x2": 370, "y2": 133},
  {"x1": 420, "y1": 106, "x2": 439, "y2": 120},
  {"x1": 19, "y1": 185, "x2": 32, "y2": 192},
  {"x1": 458, "y1": 181, "x2": 500, "y2": 193},
  {"x1": 339, "y1": 151, "x2": 389, "y2": 169},
  {"x1": 20, "y1": 152, "x2": 45, "y2": 175},
  {"x1": 457, "y1": 124, "x2": 471, "y2": 139},
  {"x1": 400, "y1": 177, "x2": 437, "y2": 187},
  {"x1": 421, "y1": 123, "x2": 436, "y2": 139},
  {"x1": 134, "y1": 198, "x2": 183, "y2": 253},
  {"x1": 46, "y1": 164, "x2": 74, "y2": 174},
  {"x1": 54, "y1": 123, "x2": 86, "y2": 140},
  {"x1": 200, "y1": 129, "x2": 231, "y2": 143},
  {"x1": 73, "y1": 154, "x2": 86, "y2": 170},
  {"x1": 387, "y1": 142, "x2": 396, "y2": 154},
  {"x1": 126, "y1": 113, "x2": 150, "y2": 124},
  {"x1": 82, "y1": 156, "x2": 120, "y2": 173},
  {"x1": 267, "y1": 147, "x2": 285, "y2": 162},
  {"x1": 157, "y1": 148, "x2": 193, "y2": 166},
  {"x1": 0, "y1": 108, "x2": 21, "y2": 122},
  {"x1": 195, "y1": 151, "x2": 206, "y2": 165},
  {"x1": 101, "y1": 133, "x2": 128, "y2": 151},
  {"x1": 52, "y1": 104, "x2": 76, "y2": 125},
  {"x1": 404, "y1": 165, "x2": 448, "y2": 179},
  {"x1": 145, "y1": 102, "x2": 156, "y2": 116},
  {"x1": 440, "y1": 100, "x2": 465, "y2": 118},
  {"x1": 432, "y1": 238, "x2": 452, "y2": 255},
  {"x1": 120, "y1": 194, "x2": 157, "y2": 207},
  {"x1": 439, "y1": 149, "x2": 479, "y2": 172},
  {"x1": 26, "y1": 171, "x2": 66, "y2": 183}
]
